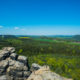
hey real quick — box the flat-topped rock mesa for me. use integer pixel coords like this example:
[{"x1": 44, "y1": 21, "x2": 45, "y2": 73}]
[{"x1": 0, "y1": 47, "x2": 73, "y2": 80}]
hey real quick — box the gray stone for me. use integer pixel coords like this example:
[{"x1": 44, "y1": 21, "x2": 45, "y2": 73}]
[
  {"x1": 0, "y1": 50, "x2": 10, "y2": 60},
  {"x1": 30, "y1": 63, "x2": 41, "y2": 72},
  {"x1": 23, "y1": 71, "x2": 31, "y2": 77},
  {"x1": 0, "y1": 60, "x2": 8, "y2": 69},
  {"x1": 23, "y1": 66, "x2": 28, "y2": 71},
  {"x1": 28, "y1": 66, "x2": 73, "y2": 80},
  {"x1": 14, "y1": 77, "x2": 25, "y2": 80},
  {"x1": 18, "y1": 56, "x2": 28, "y2": 65},
  {"x1": 0, "y1": 60, "x2": 9, "y2": 75},
  {"x1": 8, "y1": 59, "x2": 16, "y2": 66},
  {"x1": 7, "y1": 61, "x2": 25, "y2": 73},
  {"x1": 2, "y1": 47, "x2": 15, "y2": 53},
  {"x1": 10, "y1": 53, "x2": 18, "y2": 60},
  {"x1": 0, "y1": 75, "x2": 8, "y2": 80}
]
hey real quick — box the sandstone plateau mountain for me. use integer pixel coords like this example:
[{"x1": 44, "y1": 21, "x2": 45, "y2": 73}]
[{"x1": 0, "y1": 47, "x2": 73, "y2": 80}]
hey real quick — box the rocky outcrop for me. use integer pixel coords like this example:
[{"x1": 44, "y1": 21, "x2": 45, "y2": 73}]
[
  {"x1": 0, "y1": 47, "x2": 30, "y2": 80},
  {"x1": 0, "y1": 47, "x2": 73, "y2": 80},
  {"x1": 28, "y1": 65, "x2": 72, "y2": 80},
  {"x1": 30, "y1": 63, "x2": 42, "y2": 72}
]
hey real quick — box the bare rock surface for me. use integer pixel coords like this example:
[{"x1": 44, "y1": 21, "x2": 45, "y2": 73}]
[
  {"x1": 0, "y1": 75, "x2": 8, "y2": 80},
  {"x1": 18, "y1": 55, "x2": 28, "y2": 65},
  {"x1": 2, "y1": 47, "x2": 15, "y2": 53},
  {"x1": 30, "y1": 63, "x2": 42, "y2": 72},
  {"x1": 10, "y1": 53, "x2": 18, "y2": 60},
  {"x1": 0, "y1": 47, "x2": 73, "y2": 80},
  {"x1": 28, "y1": 66, "x2": 73, "y2": 80},
  {"x1": 0, "y1": 50, "x2": 10, "y2": 61},
  {"x1": 0, "y1": 60, "x2": 9, "y2": 75},
  {"x1": 0, "y1": 47, "x2": 30, "y2": 80}
]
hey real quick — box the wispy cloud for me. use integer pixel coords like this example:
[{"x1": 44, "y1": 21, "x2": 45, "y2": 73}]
[
  {"x1": 0, "y1": 26, "x2": 3, "y2": 28},
  {"x1": 14, "y1": 27, "x2": 19, "y2": 30}
]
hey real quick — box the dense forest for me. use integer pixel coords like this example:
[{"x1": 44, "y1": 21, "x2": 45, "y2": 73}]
[{"x1": 0, "y1": 35, "x2": 80, "y2": 80}]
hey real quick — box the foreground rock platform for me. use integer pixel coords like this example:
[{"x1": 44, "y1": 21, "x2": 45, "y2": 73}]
[
  {"x1": 28, "y1": 65, "x2": 72, "y2": 80},
  {"x1": 0, "y1": 47, "x2": 73, "y2": 80}
]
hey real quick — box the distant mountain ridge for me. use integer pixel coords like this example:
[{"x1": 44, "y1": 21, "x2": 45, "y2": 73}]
[
  {"x1": 0, "y1": 35, "x2": 80, "y2": 40},
  {"x1": 0, "y1": 35, "x2": 17, "y2": 39},
  {"x1": 73, "y1": 35, "x2": 80, "y2": 40}
]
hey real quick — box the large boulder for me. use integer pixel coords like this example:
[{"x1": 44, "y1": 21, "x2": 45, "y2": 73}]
[
  {"x1": 0, "y1": 60, "x2": 9, "y2": 75},
  {"x1": 30, "y1": 63, "x2": 42, "y2": 72},
  {"x1": 7, "y1": 61, "x2": 28, "y2": 73},
  {"x1": 2, "y1": 47, "x2": 15, "y2": 53},
  {"x1": 7, "y1": 61, "x2": 30, "y2": 79},
  {"x1": 0, "y1": 75, "x2": 8, "y2": 80},
  {"x1": 0, "y1": 47, "x2": 31, "y2": 79},
  {"x1": 10, "y1": 53, "x2": 18, "y2": 60},
  {"x1": 17, "y1": 55, "x2": 28, "y2": 65},
  {"x1": 28, "y1": 65, "x2": 73, "y2": 80},
  {"x1": 0, "y1": 50, "x2": 10, "y2": 61}
]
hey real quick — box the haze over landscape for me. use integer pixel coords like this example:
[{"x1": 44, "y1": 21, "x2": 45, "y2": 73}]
[{"x1": 0, "y1": 0, "x2": 80, "y2": 35}]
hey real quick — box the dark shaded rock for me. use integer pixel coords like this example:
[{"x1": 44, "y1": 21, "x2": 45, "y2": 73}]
[
  {"x1": 23, "y1": 71, "x2": 31, "y2": 78},
  {"x1": 17, "y1": 56, "x2": 28, "y2": 65},
  {"x1": 0, "y1": 50, "x2": 10, "y2": 61},
  {"x1": 0, "y1": 60, "x2": 9, "y2": 75},
  {"x1": 10, "y1": 53, "x2": 18, "y2": 60},
  {"x1": 2, "y1": 47, "x2": 15, "y2": 53},
  {"x1": 7, "y1": 61, "x2": 29, "y2": 79},
  {"x1": 30, "y1": 63, "x2": 41, "y2": 72},
  {"x1": 8, "y1": 59, "x2": 16, "y2": 66},
  {"x1": 0, "y1": 47, "x2": 30, "y2": 79}
]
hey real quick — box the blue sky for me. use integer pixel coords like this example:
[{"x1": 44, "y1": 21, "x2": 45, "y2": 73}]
[{"x1": 0, "y1": 0, "x2": 80, "y2": 35}]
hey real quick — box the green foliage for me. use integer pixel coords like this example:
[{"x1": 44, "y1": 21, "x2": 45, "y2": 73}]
[
  {"x1": 0, "y1": 36, "x2": 80, "y2": 80},
  {"x1": 28, "y1": 54, "x2": 80, "y2": 80},
  {"x1": 7, "y1": 39, "x2": 23, "y2": 45},
  {"x1": 18, "y1": 49, "x2": 23, "y2": 54}
]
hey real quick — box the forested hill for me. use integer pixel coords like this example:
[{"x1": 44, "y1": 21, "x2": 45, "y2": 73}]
[
  {"x1": 73, "y1": 35, "x2": 80, "y2": 40},
  {"x1": 0, "y1": 35, "x2": 17, "y2": 39}
]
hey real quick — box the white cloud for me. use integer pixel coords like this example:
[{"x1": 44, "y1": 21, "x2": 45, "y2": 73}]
[
  {"x1": 14, "y1": 27, "x2": 19, "y2": 30},
  {"x1": 0, "y1": 26, "x2": 3, "y2": 28}
]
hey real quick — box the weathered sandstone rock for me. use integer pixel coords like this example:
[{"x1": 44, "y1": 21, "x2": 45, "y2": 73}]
[
  {"x1": 0, "y1": 60, "x2": 9, "y2": 75},
  {"x1": 28, "y1": 65, "x2": 73, "y2": 80},
  {"x1": 0, "y1": 75, "x2": 8, "y2": 80},
  {"x1": 0, "y1": 50, "x2": 10, "y2": 61},
  {"x1": 0, "y1": 47, "x2": 30, "y2": 80},
  {"x1": 2, "y1": 47, "x2": 15, "y2": 53},
  {"x1": 30, "y1": 63, "x2": 42, "y2": 72},
  {"x1": 18, "y1": 55, "x2": 28, "y2": 65},
  {"x1": 10, "y1": 53, "x2": 18, "y2": 60}
]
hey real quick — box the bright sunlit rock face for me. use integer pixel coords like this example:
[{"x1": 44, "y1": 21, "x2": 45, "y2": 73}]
[{"x1": 27, "y1": 65, "x2": 72, "y2": 80}]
